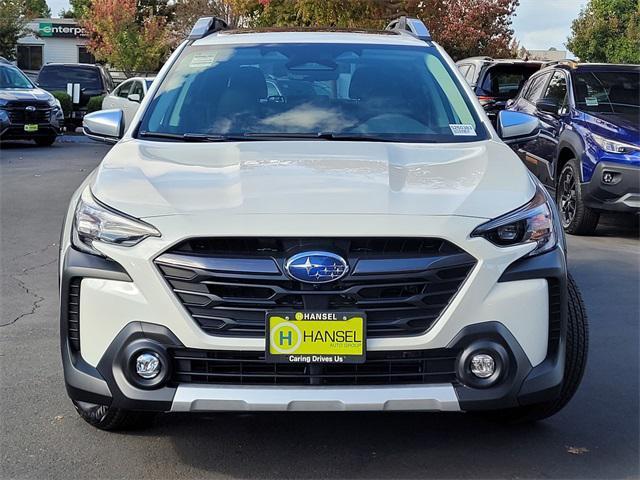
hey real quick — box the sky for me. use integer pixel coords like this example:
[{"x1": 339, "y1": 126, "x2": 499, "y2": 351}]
[
  {"x1": 512, "y1": 0, "x2": 587, "y2": 55},
  {"x1": 47, "y1": 0, "x2": 586, "y2": 54}
]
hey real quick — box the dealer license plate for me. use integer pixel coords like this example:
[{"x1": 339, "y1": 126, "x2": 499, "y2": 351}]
[
  {"x1": 24, "y1": 124, "x2": 38, "y2": 132},
  {"x1": 266, "y1": 311, "x2": 366, "y2": 364}
]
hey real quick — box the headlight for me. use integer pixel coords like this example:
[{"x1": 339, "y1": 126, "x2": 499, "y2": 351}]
[
  {"x1": 72, "y1": 187, "x2": 160, "y2": 256},
  {"x1": 471, "y1": 184, "x2": 557, "y2": 258},
  {"x1": 48, "y1": 96, "x2": 62, "y2": 109},
  {"x1": 591, "y1": 132, "x2": 639, "y2": 154}
]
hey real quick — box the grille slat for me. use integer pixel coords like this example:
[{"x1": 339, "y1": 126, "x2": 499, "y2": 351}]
[
  {"x1": 67, "y1": 278, "x2": 82, "y2": 351},
  {"x1": 170, "y1": 348, "x2": 459, "y2": 386},
  {"x1": 156, "y1": 237, "x2": 476, "y2": 338}
]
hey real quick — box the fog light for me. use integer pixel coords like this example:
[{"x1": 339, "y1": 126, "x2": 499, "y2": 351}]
[
  {"x1": 135, "y1": 352, "x2": 161, "y2": 379},
  {"x1": 470, "y1": 353, "x2": 495, "y2": 378},
  {"x1": 603, "y1": 172, "x2": 614, "y2": 184}
]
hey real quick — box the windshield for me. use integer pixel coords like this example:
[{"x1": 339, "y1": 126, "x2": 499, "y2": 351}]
[
  {"x1": 0, "y1": 66, "x2": 33, "y2": 89},
  {"x1": 573, "y1": 70, "x2": 639, "y2": 119},
  {"x1": 37, "y1": 66, "x2": 102, "y2": 90},
  {"x1": 139, "y1": 43, "x2": 487, "y2": 142}
]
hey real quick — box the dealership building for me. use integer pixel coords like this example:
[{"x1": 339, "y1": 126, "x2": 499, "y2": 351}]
[{"x1": 16, "y1": 18, "x2": 95, "y2": 72}]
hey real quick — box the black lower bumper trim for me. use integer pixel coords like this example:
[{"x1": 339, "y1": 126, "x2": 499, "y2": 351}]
[{"x1": 583, "y1": 161, "x2": 640, "y2": 213}]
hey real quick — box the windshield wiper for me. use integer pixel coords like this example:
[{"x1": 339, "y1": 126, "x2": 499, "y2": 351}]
[
  {"x1": 138, "y1": 131, "x2": 251, "y2": 142},
  {"x1": 242, "y1": 132, "x2": 419, "y2": 142}
]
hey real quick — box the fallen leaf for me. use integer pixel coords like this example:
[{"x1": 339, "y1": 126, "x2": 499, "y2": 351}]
[{"x1": 566, "y1": 446, "x2": 589, "y2": 455}]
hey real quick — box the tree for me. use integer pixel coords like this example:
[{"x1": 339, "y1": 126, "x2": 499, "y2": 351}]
[
  {"x1": 0, "y1": 0, "x2": 28, "y2": 61},
  {"x1": 228, "y1": 0, "x2": 519, "y2": 60},
  {"x1": 567, "y1": 0, "x2": 640, "y2": 63},
  {"x1": 173, "y1": 0, "x2": 228, "y2": 36},
  {"x1": 24, "y1": 0, "x2": 50, "y2": 17},
  {"x1": 82, "y1": 0, "x2": 173, "y2": 75}
]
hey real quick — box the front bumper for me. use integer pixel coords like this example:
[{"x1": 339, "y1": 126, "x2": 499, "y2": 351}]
[
  {"x1": 583, "y1": 161, "x2": 640, "y2": 213},
  {"x1": 60, "y1": 245, "x2": 567, "y2": 413}
]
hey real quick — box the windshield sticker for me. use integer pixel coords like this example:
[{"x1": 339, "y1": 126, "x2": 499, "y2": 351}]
[
  {"x1": 585, "y1": 97, "x2": 598, "y2": 106},
  {"x1": 188, "y1": 53, "x2": 217, "y2": 69},
  {"x1": 449, "y1": 124, "x2": 476, "y2": 136}
]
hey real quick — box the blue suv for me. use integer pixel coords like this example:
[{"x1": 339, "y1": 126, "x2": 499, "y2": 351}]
[{"x1": 507, "y1": 62, "x2": 639, "y2": 234}]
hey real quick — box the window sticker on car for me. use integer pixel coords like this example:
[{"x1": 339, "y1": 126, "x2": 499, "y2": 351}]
[
  {"x1": 585, "y1": 97, "x2": 598, "y2": 106},
  {"x1": 449, "y1": 124, "x2": 476, "y2": 136},
  {"x1": 188, "y1": 53, "x2": 217, "y2": 69}
]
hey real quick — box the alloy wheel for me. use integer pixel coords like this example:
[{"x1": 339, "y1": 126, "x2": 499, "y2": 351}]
[{"x1": 559, "y1": 167, "x2": 577, "y2": 228}]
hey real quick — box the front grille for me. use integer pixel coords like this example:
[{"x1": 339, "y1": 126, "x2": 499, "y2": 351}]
[
  {"x1": 170, "y1": 348, "x2": 459, "y2": 386},
  {"x1": 6, "y1": 101, "x2": 52, "y2": 124},
  {"x1": 156, "y1": 237, "x2": 476, "y2": 338},
  {"x1": 68, "y1": 278, "x2": 81, "y2": 351}
]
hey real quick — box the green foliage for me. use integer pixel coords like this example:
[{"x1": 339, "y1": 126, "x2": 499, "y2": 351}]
[
  {"x1": 86, "y1": 95, "x2": 105, "y2": 113},
  {"x1": 567, "y1": 0, "x2": 640, "y2": 63},
  {"x1": 60, "y1": 0, "x2": 91, "y2": 18},
  {"x1": 51, "y1": 91, "x2": 72, "y2": 117},
  {"x1": 24, "y1": 0, "x2": 50, "y2": 17},
  {"x1": 0, "y1": 0, "x2": 28, "y2": 61}
]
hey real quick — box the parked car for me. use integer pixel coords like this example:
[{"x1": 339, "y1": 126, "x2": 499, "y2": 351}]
[
  {"x1": 63, "y1": 16, "x2": 588, "y2": 431},
  {"x1": 506, "y1": 62, "x2": 639, "y2": 234},
  {"x1": 101, "y1": 77, "x2": 155, "y2": 130},
  {"x1": 36, "y1": 63, "x2": 114, "y2": 126},
  {"x1": 457, "y1": 57, "x2": 544, "y2": 122},
  {"x1": 0, "y1": 63, "x2": 64, "y2": 146}
]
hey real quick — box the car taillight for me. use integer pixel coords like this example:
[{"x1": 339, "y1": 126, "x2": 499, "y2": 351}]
[{"x1": 477, "y1": 96, "x2": 497, "y2": 106}]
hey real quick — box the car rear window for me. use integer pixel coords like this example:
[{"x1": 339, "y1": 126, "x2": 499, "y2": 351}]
[
  {"x1": 139, "y1": 43, "x2": 488, "y2": 143},
  {"x1": 37, "y1": 66, "x2": 102, "y2": 91},
  {"x1": 479, "y1": 64, "x2": 542, "y2": 98}
]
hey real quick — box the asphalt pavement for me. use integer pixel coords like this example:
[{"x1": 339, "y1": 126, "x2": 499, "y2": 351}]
[{"x1": 1, "y1": 140, "x2": 638, "y2": 479}]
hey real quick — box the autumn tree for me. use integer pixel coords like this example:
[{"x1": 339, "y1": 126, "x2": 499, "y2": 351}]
[
  {"x1": 0, "y1": 0, "x2": 28, "y2": 61},
  {"x1": 82, "y1": 0, "x2": 172, "y2": 75},
  {"x1": 567, "y1": 0, "x2": 640, "y2": 63},
  {"x1": 228, "y1": 0, "x2": 519, "y2": 60}
]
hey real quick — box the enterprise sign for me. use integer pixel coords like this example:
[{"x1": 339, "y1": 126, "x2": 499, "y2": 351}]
[{"x1": 38, "y1": 22, "x2": 87, "y2": 38}]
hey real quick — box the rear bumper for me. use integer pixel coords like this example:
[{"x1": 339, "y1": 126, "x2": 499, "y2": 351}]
[
  {"x1": 583, "y1": 161, "x2": 640, "y2": 213},
  {"x1": 60, "y1": 246, "x2": 567, "y2": 413}
]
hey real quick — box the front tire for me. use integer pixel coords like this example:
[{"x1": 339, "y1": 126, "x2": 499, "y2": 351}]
[
  {"x1": 485, "y1": 274, "x2": 589, "y2": 423},
  {"x1": 72, "y1": 400, "x2": 156, "y2": 431},
  {"x1": 557, "y1": 159, "x2": 599, "y2": 235}
]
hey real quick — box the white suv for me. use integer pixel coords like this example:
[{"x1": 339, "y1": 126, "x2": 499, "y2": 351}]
[{"x1": 62, "y1": 17, "x2": 588, "y2": 430}]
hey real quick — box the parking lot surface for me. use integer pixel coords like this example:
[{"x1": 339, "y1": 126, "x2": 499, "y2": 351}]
[{"x1": 1, "y1": 141, "x2": 638, "y2": 479}]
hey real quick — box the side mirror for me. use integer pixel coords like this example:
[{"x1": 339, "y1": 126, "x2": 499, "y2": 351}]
[
  {"x1": 83, "y1": 109, "x2": 124, "y2": 144},
  {"x1": 497, "y1": 110, "x2": 540, "y2": 144},
  {"x1": 127, "y1": 93, "x2": 141, "y2": 103},
  {"x1": 536, "y1": 98, "x2": 560, "y2": 115}
]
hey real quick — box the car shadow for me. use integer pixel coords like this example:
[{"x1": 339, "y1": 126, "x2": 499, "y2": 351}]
[{"x1": 594, "y1": 213, "x2": 639, "y2": 239}]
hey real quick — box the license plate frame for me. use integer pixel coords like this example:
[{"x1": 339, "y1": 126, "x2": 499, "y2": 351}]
[{"x1": 265, "y1": 311, "x2": 366, "y2": 364}]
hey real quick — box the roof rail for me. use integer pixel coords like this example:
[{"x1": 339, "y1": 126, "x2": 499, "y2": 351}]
[
  {"x1": 385, "y1": 16, "x2": 431, "y2": 42},
  {"x1": 188, "y1": 16, "x2": 228, "y2": 40}
]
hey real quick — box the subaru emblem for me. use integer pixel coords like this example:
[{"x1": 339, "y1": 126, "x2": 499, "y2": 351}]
[
  {"x1": 284, "y1": 251, "x2": 348, "y2": 284},
  {"x1": 25, "y1": 106, "x2": 36, "y2": 112}
]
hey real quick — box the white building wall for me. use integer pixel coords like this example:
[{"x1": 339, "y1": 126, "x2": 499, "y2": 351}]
[{"x1": 18, "y1": 35, "x2": 88, "y2": 65}]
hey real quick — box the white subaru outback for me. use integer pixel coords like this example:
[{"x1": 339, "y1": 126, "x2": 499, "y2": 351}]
[{"x1": 61, "y1": 17, "x2": 588, "y2": 430}]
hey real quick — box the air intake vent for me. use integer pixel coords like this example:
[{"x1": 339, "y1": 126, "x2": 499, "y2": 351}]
[{"x1": 68, "y1": 278, "x2": 81, "y2": 351}]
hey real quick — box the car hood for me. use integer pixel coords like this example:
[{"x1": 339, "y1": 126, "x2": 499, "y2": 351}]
[
  {"x1": 583, "y1": 111, "x2": 640, "y2": 145},
  {"x1": 0, "y1": 88, "x2": 53, "y2": 102},
  {"x1": 91, "y1": 139, "x2": 535, "y2": 220}
]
